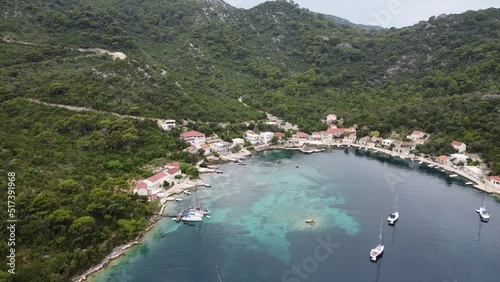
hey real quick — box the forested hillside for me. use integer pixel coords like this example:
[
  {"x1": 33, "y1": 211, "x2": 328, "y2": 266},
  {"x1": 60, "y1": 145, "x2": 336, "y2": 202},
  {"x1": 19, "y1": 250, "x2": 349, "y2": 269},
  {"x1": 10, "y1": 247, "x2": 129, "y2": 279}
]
[{"x1": 0, "y1": 0, "x2": 499, "y2": 280}]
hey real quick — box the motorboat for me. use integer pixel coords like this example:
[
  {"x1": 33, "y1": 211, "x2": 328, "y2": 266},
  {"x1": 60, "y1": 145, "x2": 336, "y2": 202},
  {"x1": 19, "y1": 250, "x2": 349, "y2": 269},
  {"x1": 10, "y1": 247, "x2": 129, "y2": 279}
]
[
  {"x1": 175, "y1": 198, "x2": 183, "y2": 202},
  {"x1": 181, "y1": 215, "x2": 203, "y2": 222},
  {"x1": 216, "y1": 170, "x2": 223, "y2": 174},
  {"x1": 387, "y1": 189, "x2": 399, "y2": 225},
  {"x1": 204, "y1": 183, "x2": 211, "y2": 187},
  {"x1": 370, "y1": 218, "x2": 384, "y2": 262},
  {"x1": 183, "y1": 190, "x2": 192, "y2": 195},
  {"x1": 465, "y1": 182, "x2": 473, "y2": 185},
  {"x1": 428, "y1": 164, "x2": 435, "y2": 168},
  {"x1": 449, "y1": 174, "x2": 458, "y2": 178},
  {"x1": 418, "y1": 161, "x2": 423, "y2": 164}
]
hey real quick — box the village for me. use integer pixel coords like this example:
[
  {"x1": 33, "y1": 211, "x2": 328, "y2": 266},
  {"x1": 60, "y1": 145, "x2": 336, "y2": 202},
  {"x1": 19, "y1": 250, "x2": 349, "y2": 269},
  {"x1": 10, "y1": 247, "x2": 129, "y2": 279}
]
[{"x1": 133, "y1": 113, "x2": 500, "y2": 208}]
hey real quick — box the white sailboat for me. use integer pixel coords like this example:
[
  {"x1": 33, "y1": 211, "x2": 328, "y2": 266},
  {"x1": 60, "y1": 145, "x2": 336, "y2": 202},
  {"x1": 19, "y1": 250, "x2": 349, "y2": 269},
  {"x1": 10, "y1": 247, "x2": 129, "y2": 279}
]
[
  {"x1": 370, "y1": 218, "x2": 385, "y2": 262},
  {"x1": 476, "y1": 194, "x2": 490, "y2": 222},
  {"x1": 387, "y1": 189, "x2": 399, "y2": 225}
]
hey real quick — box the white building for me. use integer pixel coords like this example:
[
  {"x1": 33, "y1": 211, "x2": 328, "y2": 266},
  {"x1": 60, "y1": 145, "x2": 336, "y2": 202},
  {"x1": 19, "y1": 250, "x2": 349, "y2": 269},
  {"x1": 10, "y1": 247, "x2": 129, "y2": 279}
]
[
  {"x1": 260, "y1": 132, "x2": 274, "y2": 144},
  {"x1": 157, "y1": 119, "x2": 176, "y2": 131},
  {"x1": 232, "y1": 138, "x2": 245, "y2": 146},
  {"x1": 245, "y1": 131, "x2": 260, "y2": 144},
  {"x1": 343, "y1": 134, "x2": 357, "y2": 144},
  {"x1": 145, "y1": 171, "x2": 170, "y2": 189},
  {"x1": 211, "y1": 142, "x2": 233, "y2": 155},
  {"x1": 381, "y1": 139, "x2": 394, "y2": 147},
  {"x1": 450, "y1": 153, "x2": 468, "y2": 164},
  {"x1": 451, "y1": 140, "x2": 466, "y2": 153},
  {"x1": 326, "y1": 114, "x2": 337, "y2": 123},
  {"x1": 464, "y1": 166, "x2": 484, "y2": 179},
  {"x1": 409, "y1": 130, "x2": 425, "y2": 141},
  {"x1": 180, "y1": 130, "x2": 206, "y2": 145}
]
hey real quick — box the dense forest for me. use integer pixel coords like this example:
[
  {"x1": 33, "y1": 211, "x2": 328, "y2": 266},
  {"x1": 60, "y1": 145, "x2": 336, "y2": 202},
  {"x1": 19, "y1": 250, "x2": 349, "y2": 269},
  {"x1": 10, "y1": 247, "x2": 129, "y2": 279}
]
[{"x1": 0, "y1": 0, "x2": 499, "y2": 280}]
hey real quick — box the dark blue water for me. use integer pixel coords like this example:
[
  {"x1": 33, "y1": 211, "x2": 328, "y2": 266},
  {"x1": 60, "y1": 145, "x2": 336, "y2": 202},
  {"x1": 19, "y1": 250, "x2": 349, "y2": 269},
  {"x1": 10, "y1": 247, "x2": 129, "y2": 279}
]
[{"x1": 92, "y1": 149, "x2": 500, "y2": 282}]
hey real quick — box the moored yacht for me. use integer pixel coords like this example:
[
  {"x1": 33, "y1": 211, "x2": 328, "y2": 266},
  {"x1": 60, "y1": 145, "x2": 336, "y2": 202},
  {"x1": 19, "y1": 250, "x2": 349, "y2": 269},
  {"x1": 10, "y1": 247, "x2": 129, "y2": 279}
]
[
  {"x1": 370, "y1": 218, "x2": 384, "y2": 262},
  {"x1": 476, "y1": 194, "x2": 490, "y2": 222}
]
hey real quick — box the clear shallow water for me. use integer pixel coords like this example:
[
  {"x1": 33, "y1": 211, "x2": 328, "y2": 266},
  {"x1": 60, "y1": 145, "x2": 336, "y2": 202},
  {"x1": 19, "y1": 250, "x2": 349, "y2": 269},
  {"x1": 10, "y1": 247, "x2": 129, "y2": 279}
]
[{"x1": 92, "y1": 149, "x2": 500, "y2": 282}]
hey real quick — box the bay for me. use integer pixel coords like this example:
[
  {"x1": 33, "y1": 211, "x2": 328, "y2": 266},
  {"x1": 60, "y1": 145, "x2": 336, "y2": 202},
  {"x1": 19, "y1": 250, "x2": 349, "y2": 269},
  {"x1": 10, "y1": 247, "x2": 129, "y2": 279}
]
[{"x1": 92, "y1": 149, "x2": 500, "y2": 282}]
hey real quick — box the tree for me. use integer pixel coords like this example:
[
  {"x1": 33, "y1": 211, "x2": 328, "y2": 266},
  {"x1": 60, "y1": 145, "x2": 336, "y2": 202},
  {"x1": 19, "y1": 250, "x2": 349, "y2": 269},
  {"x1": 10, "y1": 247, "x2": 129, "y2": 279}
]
[
  {"x1": 174, "y1": 174, "x2": 183, "y2": 183},
  {"x1": 179, "y1": 163, "x2": 189, "y2": 173},
  {"x1": 163, "y1": 180, "x2": 169, "y2": 187},
  {"x1": 370, "y1": 130, "x2": 380, "y2": 137},
  {"x1": 186, "y1": 166, "x2": 199, "y2": 179},
  {"x1": 232, "y1": 144, "x2": 242, "y2": 153}
]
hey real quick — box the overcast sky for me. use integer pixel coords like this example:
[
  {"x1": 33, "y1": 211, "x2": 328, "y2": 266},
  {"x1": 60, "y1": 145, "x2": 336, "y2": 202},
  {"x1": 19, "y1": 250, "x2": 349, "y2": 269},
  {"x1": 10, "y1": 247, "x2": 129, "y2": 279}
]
[{"x1": 225, "y1": 0, "x2": 499, "y2": 28}]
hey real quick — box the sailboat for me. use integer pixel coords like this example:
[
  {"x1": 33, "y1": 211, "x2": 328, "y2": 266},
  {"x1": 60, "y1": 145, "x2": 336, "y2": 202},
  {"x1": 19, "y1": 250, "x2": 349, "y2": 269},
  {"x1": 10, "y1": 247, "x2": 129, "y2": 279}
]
[
  {"x1": 387, "y1": 189, "x2": 399, "y2": 225},
  {"x1": 370, "y1": 218, "x2": 384, "y2": 262},
  {"x1": 305, "y1": 208, "x2": 315, "y2": 224},
  {"x1": 475, "y1": 194, "x2": 490, "y2": 222}
]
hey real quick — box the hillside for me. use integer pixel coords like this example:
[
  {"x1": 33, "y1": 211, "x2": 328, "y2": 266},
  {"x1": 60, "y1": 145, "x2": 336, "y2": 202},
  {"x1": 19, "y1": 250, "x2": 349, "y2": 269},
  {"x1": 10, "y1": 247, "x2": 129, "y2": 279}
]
[{"x1": 0, "y1": 0, "x2": 499, "y2": 280}]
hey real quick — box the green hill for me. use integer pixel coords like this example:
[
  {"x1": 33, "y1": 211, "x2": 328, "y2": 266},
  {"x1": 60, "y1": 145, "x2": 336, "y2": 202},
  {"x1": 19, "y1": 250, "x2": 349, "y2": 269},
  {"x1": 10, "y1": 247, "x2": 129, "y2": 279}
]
[{"x1": 0, "y1": 0, "x2": 499, "y2": 280}]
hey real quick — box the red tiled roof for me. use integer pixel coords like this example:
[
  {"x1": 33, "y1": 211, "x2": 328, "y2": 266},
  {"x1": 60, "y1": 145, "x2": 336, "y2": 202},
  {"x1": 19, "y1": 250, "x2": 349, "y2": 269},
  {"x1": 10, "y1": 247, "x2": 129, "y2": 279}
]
[
  {"x1": 167, "y1": 167, "x2": 181, "y2": 175},
  {"x1": 438, "y1": 155, "x2": 449, "y2": 161},
  {"x1": 412, "y1": 130, "x2": 423, "y2": 135},
  {"x1": 328, "y1": 128, "x2": 346, "y2": 134},
  {"x1": 247, "y1": 131, "x2": 257, "y2": 135},
  {"x1": 137, "y1": 181, "x2": 148, "y2": 189},
  {"x1": 451, "y1": 140, "x2": 464, "y2": 146},
  {"x1": 166, "y1": 161, "x2": 180, "y2": 167},
  {"x1": 200, "y1": 143, "x2": 209, "y2": 149},
  {"x1": 329, "y1": 124, "x2": 337, "y2": 129},
  {"x1": 273, "y1": 132, "x2": 284, "y2": 137},
  {"x1": 488, "y1": 176, "x2": 500, "y2": 182},
  {"x1": 150, "y1": 194, "x2": 159, "y2": 200},
  {"x1": 295, "y1": 132, "x2": 308, "y2": 138},
  {"x1": 186, "y1": 145, "x2": 196, "y2": 151},
  {"x1": 180, "y1": 130, "x2": 204, "y2": 138},
  {"x1": 148, "y1": 171, "x2": 168, "y2": 182}
]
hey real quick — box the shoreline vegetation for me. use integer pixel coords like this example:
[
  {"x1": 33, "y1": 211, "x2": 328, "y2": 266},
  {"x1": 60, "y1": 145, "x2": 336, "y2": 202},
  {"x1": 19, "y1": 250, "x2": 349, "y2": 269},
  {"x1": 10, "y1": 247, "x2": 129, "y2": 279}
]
[{"x1": 76, "y1": 142, "x2": 497, "y2": 281}]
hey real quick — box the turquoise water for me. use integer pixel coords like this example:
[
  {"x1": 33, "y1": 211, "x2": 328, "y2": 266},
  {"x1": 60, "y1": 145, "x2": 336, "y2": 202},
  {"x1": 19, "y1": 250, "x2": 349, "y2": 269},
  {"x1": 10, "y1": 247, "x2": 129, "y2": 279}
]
[{"x1": 92, "y1": 149, "x2": 500, "y2": 282}]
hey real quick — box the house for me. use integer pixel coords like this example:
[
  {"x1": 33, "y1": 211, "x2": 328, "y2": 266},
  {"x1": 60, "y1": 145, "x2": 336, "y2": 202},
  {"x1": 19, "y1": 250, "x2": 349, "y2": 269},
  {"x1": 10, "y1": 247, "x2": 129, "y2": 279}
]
[
  {"x1": 343, "y1": 134, "x2": 357, "y2": 144},
  {"x1": 347, "y1": 126, "x2": 357, "y2": 134},
  {"x1": 245, "y1": 131, "x2": 260, "y2": 144},
  {"x1": 273, "y1": 132, "x2": 285, "y2": 139},
  {"x1": 294, "y1": 132, "x2": 309, "y2": 141},
  {"x1": 184, "y1": 145, "x2": 197, "y2": 153},
  {"x1": 321, "y1": 131, "x2": 333, "y2": 142},
  {"x1": 450, "y1": 153, "x2": 468, "y2": 164},
  {"x1": 392, "y1": 141, "x2": 415, "y2": 155},
  {"x1": 464, "y1": 166, "x2": 484, "y2": 179},
  {"x1": 357, "y1": 136, "x2": 371, "y2": 145},
  {"x1": 451, "y1": 140, "x2": 466, "y2": 153},
  {"x1": 157, "y1": 119, "x2": 176, "y2": 131},
  {"x1": 409, "y1": 130, "x2": 425, "y2": 141},
  {"x1": 166, "y1": 167, "x2": 181, "y2": 179},
  {"x1": 134, "y1": 181, "x2": 148, "y2": 196},
  {"x1": 381, "y1": 139, "x2": 394, "y2": 147},
  {"x1": 165, "y1": 161, "x2": 180, "y2": 168},
  {"x1": 260, "y1": 132, "x2": 275, "y2": 144},
  {"x1": 180, "y1": 130, "x2": 206, "y2": 145},
  {"x1": 328, "y1": 124, "x2": 337, "y2": 129},
  {"x1": 371, "y1": 136, "x2": 382, "y2": 143},
  {"x1": 326, "y1": 114, "x2": 337, "y2": 123},
  {"x1": 487, "y1": 176, "x2": 500, "y2": 190},
  {"x1": 311, "y1": 132, "x2": 322, "y2": 140},
  {"x1": 199, "y1": 143, "x2": 211, "y2": 155},
  {"x1": 415, "y1": 138, "x2": 427, "y2": 145},
  {"x1": 146, "y1": 171, "x2": 170, "y2": 189},
  {"x1": 232, "y1": 138, "x2": 245, "y2": 146},
  {"x1": 437, "y1": 155, "x2": 451, "y2": 166},
  {"x1": 211, "y1": 141, "x2": 233, "y2": 155}
]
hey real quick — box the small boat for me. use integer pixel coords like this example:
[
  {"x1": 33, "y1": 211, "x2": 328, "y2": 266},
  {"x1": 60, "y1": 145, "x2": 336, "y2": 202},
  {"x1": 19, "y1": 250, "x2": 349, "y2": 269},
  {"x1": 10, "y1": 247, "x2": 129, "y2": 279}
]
[
  {"x1": 239, "y1": 157, "x2": 246, "y2": 160},
  {"x1": 181, "y1": 215, "x2": 203, "y2": 222},
  {"x1": 204, "y1": 183, "x2": 211, "y2": 187},
  {"x1": 175, "y1": 198, "x2": 183, "y2": 202},
  {"x1": 465, "y1": 182, "x2": 473, "y2": 185},
  {"x1": 428, "y1": 164, "x2": 435, "y2": 168},
  {"x1": 296, "y1": 165, "x2": 299, "y2": 168},
  {"x1": 449, "y1": 174, "x2": 458, "y2": 178},
  {"x1": 276, "y1": 160, "x2": 281, "y2": 163},
  {"x1": 305, "y1": 208, "x2": 315, "y2": 224},
  {"x1": 216, "y1": 170, "x2": 223, "y2": 174},
  {"x1": 239, "y1": 162, "x2": 247, "y2": 166},
  {"x1": 440, "y1": 169, "x2": 446, "y2": 172},
  {"x1": 388, "y1": 189, "x2": 399, "y2": 225},
  {"x1": 183, "y1": 190, "x2": 192, "y2": 195},
  {"x1": 370, "y1": 218, "x2": 384, "y2": 262},
  {"x1": 206, "y1": 215, "x2": 211, "y2": 219},
  {"x1": 418, "y1": 161, "x2": 423, "y2": 164}
]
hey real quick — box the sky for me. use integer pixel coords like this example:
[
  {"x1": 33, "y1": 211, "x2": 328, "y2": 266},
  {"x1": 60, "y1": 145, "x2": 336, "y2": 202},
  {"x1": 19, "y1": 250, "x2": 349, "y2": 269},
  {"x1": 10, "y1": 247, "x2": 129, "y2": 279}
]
[{"x1": 224, "y1": 0, "x2": 499, "y2": 28}]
